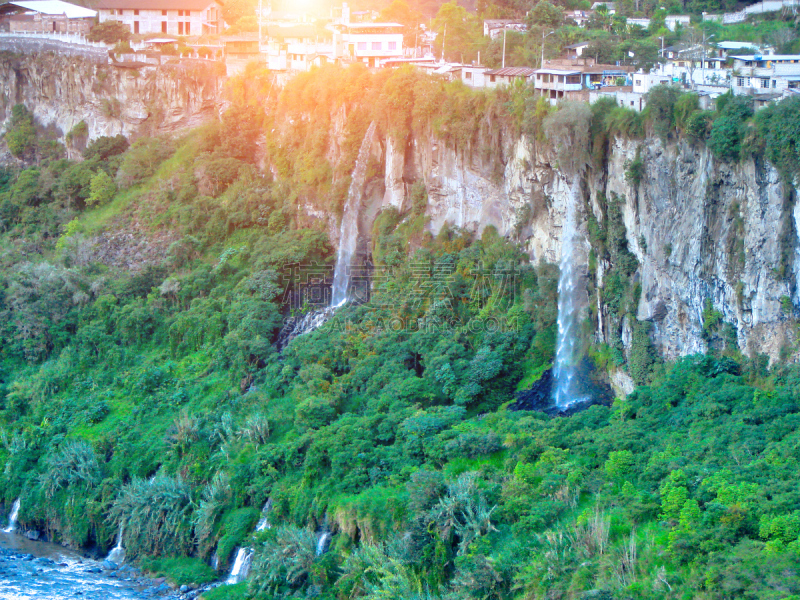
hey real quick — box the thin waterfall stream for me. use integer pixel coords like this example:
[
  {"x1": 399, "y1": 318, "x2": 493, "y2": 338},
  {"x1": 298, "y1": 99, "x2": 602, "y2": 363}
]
[
  {"x1": 4, "y1": 498, "x2": 20, "y2": 533},
  {"x1": 553, "y1": 177, "x2": 588, "y2": 409},
  {"x1": 276, "y1": 122, "x2": 376, "y2": 348}
]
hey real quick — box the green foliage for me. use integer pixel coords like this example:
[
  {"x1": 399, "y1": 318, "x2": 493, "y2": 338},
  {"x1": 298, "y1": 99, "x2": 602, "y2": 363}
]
[
  {"x1": 88, "y1": 20, "x2": 131, "y2": 44},
  {"x1": 110, "y1": 473, "x2": 194, "y2": 559},
  {"x1": 86, "y1": 170, "x2": 117, "y2": 207},
  {"x1": 643, "y1": 84, "x2": 682, "y2": 141},
  {"x1": 5, "y1": 104, "x2": 38, "y2": 161},
  {"x1": 139, "y1": 556, "x2": 217, "y2": 586}
]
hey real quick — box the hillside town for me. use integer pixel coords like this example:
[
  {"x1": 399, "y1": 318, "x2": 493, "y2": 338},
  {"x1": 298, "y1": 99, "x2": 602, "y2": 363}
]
[{"x1": 0, "y1": 0, "x2": 798, "y2": 109}]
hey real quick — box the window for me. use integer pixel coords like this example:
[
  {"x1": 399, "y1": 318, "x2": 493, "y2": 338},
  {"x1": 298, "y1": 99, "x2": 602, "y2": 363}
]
[
  {"x1": 772, "y1": 79, "x2": 777, "y2": 88},
  {"x1": 465, "y1": 71, "x2": 472, "y2": 79},
  {"x1": 737, "y1": 77, "x2": 745, "y2": 87},
  {"x1": 635, "y1": 78, "x2": 641, "y2": 86},
  {"x1": 162, "y1": 9, "x2": 167, "y2": 15},
  {"x1": 761, "y1": 78, "x2": 769, "y2": 89},
  {"x1": 133, "y1": 9, "x2": 139, "y2": 15},
  {"x1": 357, "y1": 41, "x2": 366, "y2": 51},
  {"x1": 372, "y1": 41, "x2": 381, "y2": 50},
  {"x1": 162, "y1": 21, "x2": 166, "y2": 32},
  {"x1": 178, "y1": 10, "x2": 183, "y2": 16},
  {"x1": 133, "y1": 21, "x2": 139, "y2": 33},
  {"x1": 178, "y1": 22, "x2": 183, "y2": 34},
  {"x1": 185, "y1": 22, "x2": 190, "y2": 34},
  {"x1": 490, "y1": 75, "x2": 496, "y2": 82},
  {"x1": 388, "y1": 41, "x2": 396, "y2": 50},
  {"x1": 630, "y1": 101, "x2": 634, "y2": 106}
]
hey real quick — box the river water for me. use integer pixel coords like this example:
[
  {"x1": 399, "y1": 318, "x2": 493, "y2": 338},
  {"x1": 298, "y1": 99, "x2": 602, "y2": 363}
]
[{"x1": 0, "y1": 530, "x2": 182, "y2": 600}]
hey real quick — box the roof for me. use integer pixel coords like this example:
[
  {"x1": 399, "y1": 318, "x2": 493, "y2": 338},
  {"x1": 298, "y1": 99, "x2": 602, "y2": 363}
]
[
  {"x1": 731, "y1": 54, "x2": 800, "y2": 61},
  {"x1": 345, "y1": 22, "x2": 402, "y2": 28},
  {"x1": 565, "y1": 41, "x2": 590, "y2": 49},
  {"x1": 145, "y1": 37, "x2": 178, "y2": 43},
  {"x1": 94, "y1": 0, "x2": 219, "y2": 10},
  {"x1": 717, "y1": 41, "x2": 762, "y2": 49},
  {"x1": 484, "y1": 19, "x2": 526, "y2": 25},
  {"x1": 1, "y1": 0, "x2": 96, "y2": 18},
  {"x1": 535, "y1": 68, "x2": 581, "y2": 75},
  {"x1": 485, "y1": 67, "x2": 537, "y2": 77},
  {"x1": 266, "y1": 24, "x2": 317, "y2": 38}
]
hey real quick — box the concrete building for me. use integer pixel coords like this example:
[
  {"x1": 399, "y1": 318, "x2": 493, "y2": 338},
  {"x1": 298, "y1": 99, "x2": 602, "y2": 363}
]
[
  {"x1": 483, "y1": 66, "x2": 536, "y2": 88},
  {"x1": 0, "y1": 0, "x2": 95, "y2": 34},
  {"x1": 565, "y1": 10, "x2": 590, "y2": 26},
  {"x1": 664, "y1": 15, "x2": 691, "y2": 31},
  {"x1": 96, "y1": 0, "x2": 223, "y2": 36},
  {"x1": 730, "y1": 54, "x2": 800, "y2": 95},
  {"x1": 265, "y1": 24, "x2": 333, "y2": 71},
  {"x1": 483, "y1": 19, "x2": 528, "y2": 40},
  {"x1": 330, "y1": 3, "x2": 403, "y2": 67},
  {"x1": 564, "y1": 41, "x2": 590, "y2": 57}
]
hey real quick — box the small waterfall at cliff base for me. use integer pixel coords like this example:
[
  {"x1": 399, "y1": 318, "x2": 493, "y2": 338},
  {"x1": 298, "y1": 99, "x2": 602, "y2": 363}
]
[
  {"x1": 316, "y1": 531, "x2": 331, "y2": 556},
  {"x1": 553, "y1": 177, "x2": 589, "y2": 409},
  {"x1": 106, "y1": 524, "x2": 125, "y2": 564},
  {"x1": 225, "y1": 501, "x2": 272, "y2": 585},
  {"x1": 3, "y1": 498, "x2": 20, "y2": 533},
  {"x1": 276, "y1": 122, "x2": 376, "y2": 349}
]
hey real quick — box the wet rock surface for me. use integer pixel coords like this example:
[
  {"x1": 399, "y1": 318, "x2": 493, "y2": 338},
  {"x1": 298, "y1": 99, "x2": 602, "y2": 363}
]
[
  {"x1": 510, "y1": 360, "x2": 614, "y2": 416},
  {"x1": 0, "y1": 532, "x2": 220, "y2": 600}
]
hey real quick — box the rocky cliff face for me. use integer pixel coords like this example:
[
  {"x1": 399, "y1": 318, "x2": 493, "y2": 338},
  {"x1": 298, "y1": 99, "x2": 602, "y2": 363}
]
[
  {"x1": 372, "y1": 126, "x2": 798, "y2": 363},
  {"x1": 0, "y1": 52, "x2": 224, "y2": 154}
]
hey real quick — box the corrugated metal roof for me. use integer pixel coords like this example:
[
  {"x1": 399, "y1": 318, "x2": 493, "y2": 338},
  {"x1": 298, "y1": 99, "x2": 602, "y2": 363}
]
[
  {"x1": 5, "y1": 0, "x2": 96, "y2": 18},
  {"x1": 534, "y1": 68, "x2": 581, "y2": 75},
  {"x1": 95, "y1": 0, "x2": 217, "y2": 11},
  {"x1": 484, "y1": 67, "x2": 536, "y2": 77}
]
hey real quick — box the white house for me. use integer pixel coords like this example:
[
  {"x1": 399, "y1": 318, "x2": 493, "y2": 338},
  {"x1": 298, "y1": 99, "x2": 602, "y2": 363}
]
[
  {"x1": 330, "y1": 3, "x2": 403, "y2": 67},
  {"x1": 564, "y1": 41, "x2": 590, "y2": 57},
  {"x1": 730, "y1": 54, "x2": 800, "y2": 95},
  {"x1": 664, "y1": 15, "x2": 691, "y2": 31},
  {"x1": 96, "y1": 0, "x2": 223, "y2": 35},
  {"x1": 483, "y1": 19, "x2": 528, "y2": 40},
  {"x1": 0, "y1": 0, "x2": 96, "y2": 34},
  {"x1": 632, "y1": 72, "x2": 672, "y2": 94}
]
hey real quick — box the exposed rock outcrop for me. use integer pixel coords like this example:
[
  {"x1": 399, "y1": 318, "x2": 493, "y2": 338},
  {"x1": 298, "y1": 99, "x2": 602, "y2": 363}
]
[
  {"x1": 0, "y1": 52, "x2": 224, "y2": 144},
  {"x1": 375, "y1": 127, "x2": 799, "y2": 362}
]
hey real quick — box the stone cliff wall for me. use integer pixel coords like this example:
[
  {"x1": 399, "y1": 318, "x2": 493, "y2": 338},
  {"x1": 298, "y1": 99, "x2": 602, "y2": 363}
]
[
  {"x1": 0, "y1": 52, "x2": 224, "y2": 151},
  {"x1": 375, "y1": 126, "x2": 799, "y2": 362}
]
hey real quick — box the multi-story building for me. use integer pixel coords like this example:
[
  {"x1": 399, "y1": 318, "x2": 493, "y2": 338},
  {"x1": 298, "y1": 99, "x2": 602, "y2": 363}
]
[
  {"x1": 0, "y1": 0, "x2": 96, "y2": 33},
  {"x1": 331, "y1": 3, "x2": 403, "y2": 67},
  {"x1": 96, "y1": 0, "x2": 223, "y2": 35},
  {"x1": 730, "y1": 54, "x2": 800, "y2": 95}
]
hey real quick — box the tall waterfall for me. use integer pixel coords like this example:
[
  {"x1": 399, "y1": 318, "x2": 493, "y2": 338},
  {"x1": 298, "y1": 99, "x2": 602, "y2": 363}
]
[
  {"x1": 553, "y1": 177, "x2": 586, "y2": 409},
  {"x1": 330, "y1": 121, "x2": 376, "y2": 308},
  {"x1": 3, "y1": 498, "x2": 20, "y2": 533},
  {"x1": 106, "y1": 524, "x2": 125, "y2": 564}
]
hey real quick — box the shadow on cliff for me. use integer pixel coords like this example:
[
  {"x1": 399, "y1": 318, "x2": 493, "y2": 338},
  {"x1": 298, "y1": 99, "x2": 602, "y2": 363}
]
[{"x1": 510, "y1": 357, "x2": 615, "y2": 416}]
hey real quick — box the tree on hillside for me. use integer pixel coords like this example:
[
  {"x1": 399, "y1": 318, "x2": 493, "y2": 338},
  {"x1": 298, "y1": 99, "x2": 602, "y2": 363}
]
[
  {"x1": 432, "y1": 1, "x2": 483, "y2": 63},
  {"x1": 87, "y1": 21, "x2": 131, "y2": 44},
  {"x1": 528, "y1": 1, "x2": 564, "y2": 29},
  {"x1": 379, "y1": 0, "x2": 425, "y2": 48},
  {"x1": 221, "y1": 0, "x2": 256, "y2": 27}
]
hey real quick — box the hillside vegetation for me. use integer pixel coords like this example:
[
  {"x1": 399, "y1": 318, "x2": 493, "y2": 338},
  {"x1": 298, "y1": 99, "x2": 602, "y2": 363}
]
[{"x1": 0, "y1": 65, "x2": 800, "y2": 599}]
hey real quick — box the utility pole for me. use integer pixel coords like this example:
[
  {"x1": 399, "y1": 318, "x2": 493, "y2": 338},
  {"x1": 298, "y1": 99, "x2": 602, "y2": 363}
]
[
  {"x1": 502, "y1": 27, "x2": 506, "y2": 68},
  {"x1": 441, "y1": 23, "x2": 446, "y2": 63},
  {"x1": 541, "y1": 30, "x2": 554, "y2": 68}
]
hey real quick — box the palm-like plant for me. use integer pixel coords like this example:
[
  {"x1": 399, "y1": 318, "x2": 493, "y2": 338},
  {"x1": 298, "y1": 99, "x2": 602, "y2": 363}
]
[
  {"x1": 109, "y1": 472, "x2": 194, "y2": 559},
  {"x1": 39, "y1": 440, "x2": 102, "y2": 499}
]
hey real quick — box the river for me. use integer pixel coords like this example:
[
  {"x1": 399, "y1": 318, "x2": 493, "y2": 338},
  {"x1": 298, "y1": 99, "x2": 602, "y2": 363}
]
[{"x1": 0, "y1": 530, "x2": 184, "y2": 600}]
